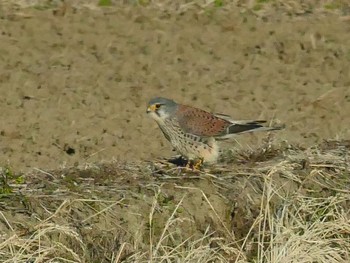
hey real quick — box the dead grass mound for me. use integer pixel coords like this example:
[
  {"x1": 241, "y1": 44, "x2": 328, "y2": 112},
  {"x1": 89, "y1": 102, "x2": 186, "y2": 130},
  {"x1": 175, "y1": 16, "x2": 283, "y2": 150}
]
[{"x1": 0, "y1": 140, "x2": 349, "y2": 262}]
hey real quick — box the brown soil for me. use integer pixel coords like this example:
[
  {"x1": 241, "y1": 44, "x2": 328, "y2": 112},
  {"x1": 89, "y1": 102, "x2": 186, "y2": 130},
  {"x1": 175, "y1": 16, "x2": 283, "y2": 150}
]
[
  {"x1": 0, "y1": 2, "x2": 350, "y2": 262},
  {"x1": 0, "y1": 2, "x2": 349, "y2": 172}
]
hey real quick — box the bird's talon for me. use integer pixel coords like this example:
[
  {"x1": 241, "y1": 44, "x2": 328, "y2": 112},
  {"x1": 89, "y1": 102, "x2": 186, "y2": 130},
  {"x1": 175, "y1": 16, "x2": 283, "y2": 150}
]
[
  {"x1": 184, "y1": 160, "x2": 200, "y2": 171},
  {"x1": 193, "y1": 158, "x2": 203, "y2": 170}
]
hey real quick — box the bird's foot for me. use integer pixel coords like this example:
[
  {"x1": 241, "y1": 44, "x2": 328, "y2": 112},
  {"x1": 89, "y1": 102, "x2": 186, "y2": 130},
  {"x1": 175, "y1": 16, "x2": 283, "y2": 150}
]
[
  {"x1": 185, "y1": 158, "x2": 203, "y2": 171},
  {"x1": 193, "y1": 158, "x2": 203, "y2": 170}
]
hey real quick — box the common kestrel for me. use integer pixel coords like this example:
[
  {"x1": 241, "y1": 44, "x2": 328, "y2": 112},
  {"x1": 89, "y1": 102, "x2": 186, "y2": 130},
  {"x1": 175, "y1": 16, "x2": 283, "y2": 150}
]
[{"x1": 147, "y1": 97, "x2": 282, "y2": 168}]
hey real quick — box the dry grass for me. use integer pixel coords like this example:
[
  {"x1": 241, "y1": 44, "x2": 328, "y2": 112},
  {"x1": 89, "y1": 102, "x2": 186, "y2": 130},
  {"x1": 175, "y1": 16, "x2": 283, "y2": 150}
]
[
  {"x1": 0, "y1": 1, "x2": 349, "y2": 262},
  {"x1": 253, "y1": 173, "x2": 350, "y2": 263},
  {"x1": 0, "y1": 140, "x2": 349, "y2": 262}
]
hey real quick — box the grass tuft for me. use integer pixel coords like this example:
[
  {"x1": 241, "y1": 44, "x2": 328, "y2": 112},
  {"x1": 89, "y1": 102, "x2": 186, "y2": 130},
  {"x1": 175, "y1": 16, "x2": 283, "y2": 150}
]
[{"x1": 0, "y1": 140, "x2": 349, "y2": 262}]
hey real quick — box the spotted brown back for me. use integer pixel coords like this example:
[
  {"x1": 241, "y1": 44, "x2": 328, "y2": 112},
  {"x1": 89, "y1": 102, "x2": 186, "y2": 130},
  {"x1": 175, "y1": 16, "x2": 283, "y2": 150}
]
[{"x1": 175, "y1": 105, "x2": 230, "y2": 137}]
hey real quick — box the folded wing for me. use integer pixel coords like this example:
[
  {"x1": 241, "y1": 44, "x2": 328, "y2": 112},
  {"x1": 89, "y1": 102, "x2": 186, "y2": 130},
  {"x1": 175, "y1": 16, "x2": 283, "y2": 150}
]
[{"x1": 176, "y1": 105, "x2": 283, "y2": 138}]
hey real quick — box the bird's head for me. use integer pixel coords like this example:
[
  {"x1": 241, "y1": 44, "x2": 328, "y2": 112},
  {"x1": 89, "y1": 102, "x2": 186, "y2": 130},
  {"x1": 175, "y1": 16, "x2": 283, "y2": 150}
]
[{"x1": 146, "y1": 97, "x2": 178, "y2": 122}]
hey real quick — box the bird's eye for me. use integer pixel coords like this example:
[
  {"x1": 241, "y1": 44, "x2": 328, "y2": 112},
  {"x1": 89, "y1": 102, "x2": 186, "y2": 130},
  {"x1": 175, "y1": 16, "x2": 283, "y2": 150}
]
[{"x1": 155, "y1": 104, "x2": 161, "y2": 109}]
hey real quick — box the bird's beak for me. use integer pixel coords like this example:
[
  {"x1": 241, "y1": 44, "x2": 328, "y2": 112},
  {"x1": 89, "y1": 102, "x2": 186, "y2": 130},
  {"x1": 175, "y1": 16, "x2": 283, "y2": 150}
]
[{"x1": 146, "y1": 104, "x2": 156, "y2": 113}]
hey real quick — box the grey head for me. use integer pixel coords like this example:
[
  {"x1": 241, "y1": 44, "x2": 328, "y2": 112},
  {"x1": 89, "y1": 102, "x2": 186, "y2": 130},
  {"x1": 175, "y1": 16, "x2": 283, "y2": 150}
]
[{"x1": 146, "y1": 97, "x2": 178, "y2": 120}]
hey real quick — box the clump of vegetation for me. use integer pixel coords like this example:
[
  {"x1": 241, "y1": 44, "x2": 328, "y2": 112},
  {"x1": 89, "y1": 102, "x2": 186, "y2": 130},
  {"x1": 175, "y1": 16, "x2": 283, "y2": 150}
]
[
  {"x1": 0, "y1": 141, "x2": 349, "y2": 262},
  {"x1": 0, "y1": 166, "x2": 24, "y2": 197}
]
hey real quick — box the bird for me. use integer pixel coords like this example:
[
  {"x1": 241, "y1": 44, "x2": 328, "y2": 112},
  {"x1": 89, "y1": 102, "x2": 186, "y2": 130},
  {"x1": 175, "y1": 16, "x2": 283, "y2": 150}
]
[{"x1": 146, "y1": 97, "x2": 283, "y2": 169}]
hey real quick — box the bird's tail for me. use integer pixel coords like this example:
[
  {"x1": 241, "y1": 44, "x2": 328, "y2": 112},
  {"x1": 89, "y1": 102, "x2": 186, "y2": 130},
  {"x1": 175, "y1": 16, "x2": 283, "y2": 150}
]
[{"x1": 218, "y1": 120, "x2": 284, "y2": 139}]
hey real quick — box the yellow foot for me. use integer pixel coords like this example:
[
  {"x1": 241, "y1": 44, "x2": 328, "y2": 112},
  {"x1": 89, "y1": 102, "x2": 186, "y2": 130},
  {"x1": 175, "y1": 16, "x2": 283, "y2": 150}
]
[
  {"x1": 185, "y1": 158, "x2": 203, "y2": 171},
  {"x1": 193, "y1": 158, "x2": 203, "y2": 170}
]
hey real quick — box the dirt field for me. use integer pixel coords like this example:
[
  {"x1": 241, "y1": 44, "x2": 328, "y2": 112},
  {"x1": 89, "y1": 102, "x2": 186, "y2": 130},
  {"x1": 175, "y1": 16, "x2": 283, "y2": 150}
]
[
  {"x1": 0, "y1": 1, "x2": 349, "y2": 172},
  {"x1": 0, "y1": 1, "x2": 350, "y2": 262}
]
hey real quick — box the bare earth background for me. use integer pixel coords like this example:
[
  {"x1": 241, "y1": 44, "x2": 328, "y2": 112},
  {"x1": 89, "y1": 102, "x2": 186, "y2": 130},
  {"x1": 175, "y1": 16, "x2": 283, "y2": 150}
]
[
  {"x1": 0, "y1": 1, "x2": 349, "y2": 172},
  {"x1": 0, "y1": 1, "x2": 350, "y2": 263}
]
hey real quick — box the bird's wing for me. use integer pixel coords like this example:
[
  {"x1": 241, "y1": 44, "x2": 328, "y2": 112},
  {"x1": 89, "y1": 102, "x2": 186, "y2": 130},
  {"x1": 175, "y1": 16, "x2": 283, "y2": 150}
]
[
  {"x1": 176, "y1": 106, "x2": 283, "y2": 138},
  {"x1": 176, "y1": 105, "x2": 230, "y2": 137}
]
